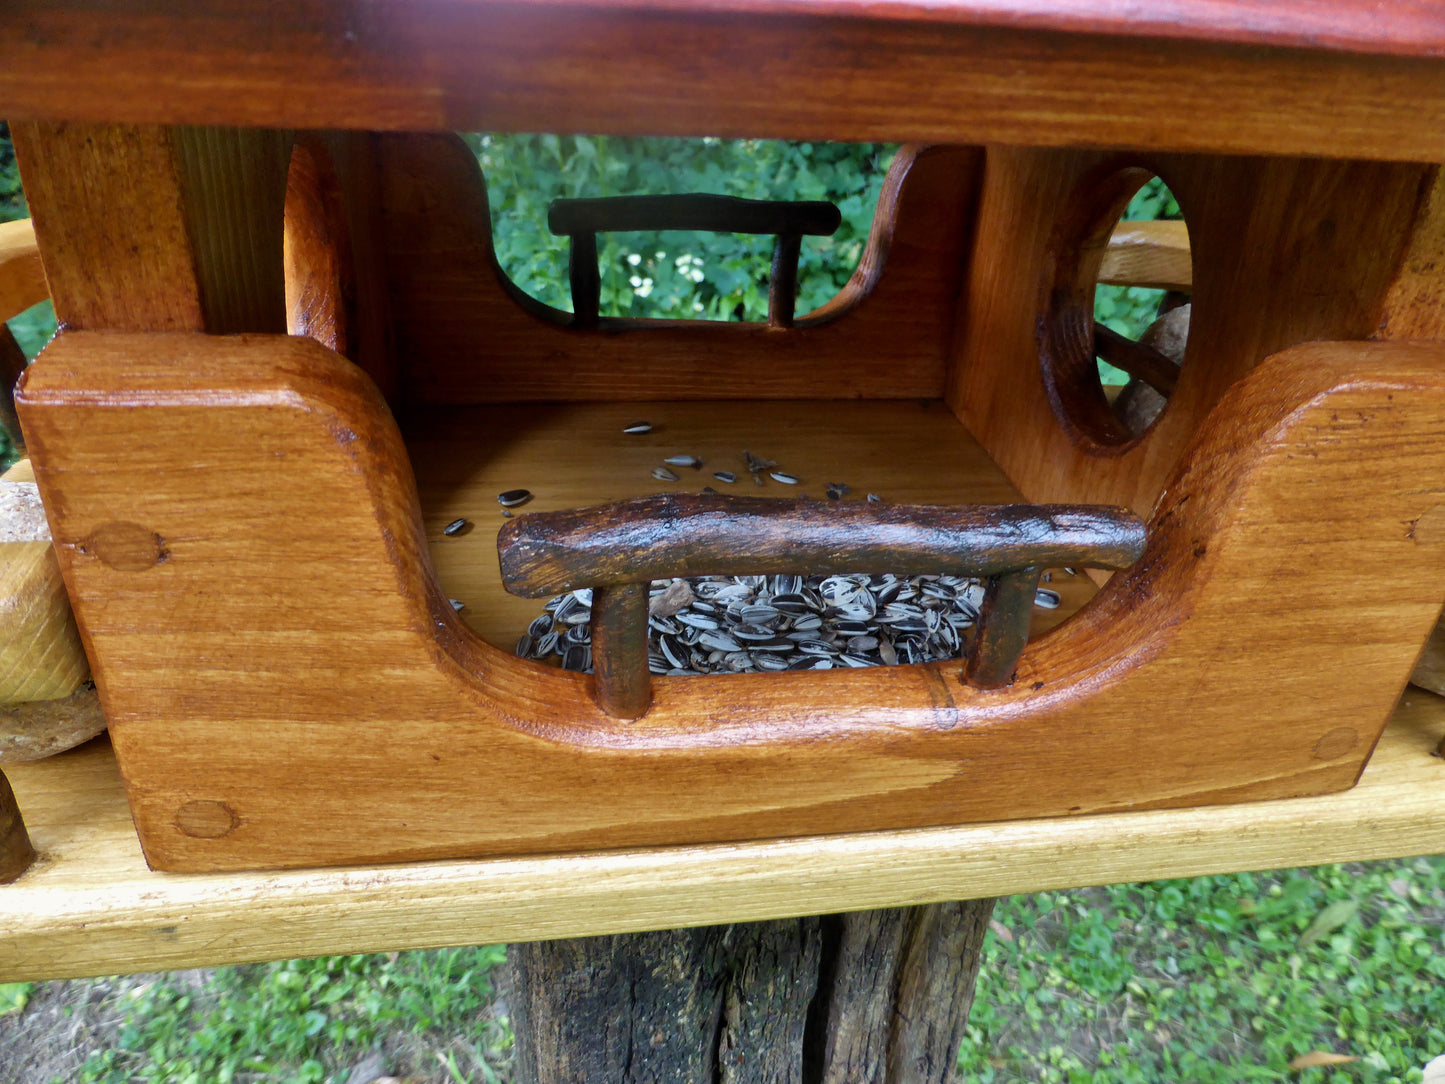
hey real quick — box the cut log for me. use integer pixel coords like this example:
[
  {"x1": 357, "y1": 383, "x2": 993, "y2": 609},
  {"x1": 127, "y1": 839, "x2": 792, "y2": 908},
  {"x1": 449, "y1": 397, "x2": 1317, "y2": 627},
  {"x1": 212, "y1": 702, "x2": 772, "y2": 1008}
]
[{"x1": 508, "y1": 900, "x2": 994, "y2": 1084}]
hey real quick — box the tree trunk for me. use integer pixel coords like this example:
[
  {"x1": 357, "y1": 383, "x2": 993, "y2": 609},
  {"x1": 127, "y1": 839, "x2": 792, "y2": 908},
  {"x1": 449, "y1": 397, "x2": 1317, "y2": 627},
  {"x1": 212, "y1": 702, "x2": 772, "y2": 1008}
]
[{"x1": 508, "y1": 899, "x2": 994, "y2": 1084}]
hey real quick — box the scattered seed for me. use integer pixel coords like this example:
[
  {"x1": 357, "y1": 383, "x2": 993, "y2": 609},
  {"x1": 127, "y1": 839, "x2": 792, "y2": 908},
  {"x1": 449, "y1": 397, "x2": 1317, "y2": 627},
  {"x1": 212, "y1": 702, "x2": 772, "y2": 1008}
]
[
  {"x1": 623, "y1": 422, "x2": 653, "y2": 434},
  {"x1": 713, "y1": 471, "x2": 738, "y2": 484},
  {"x1": 1034, "y1": 588, "x2": 1062, "y2": 610},
  {"x1": 449, "y1": 598, "x2": 465, "y2": 612},
  {"x1": 498, "y1": 489, "x2": 533, "y2": 508},
  {"x1": 866, "y1": 493, "x2": 882, "y2": 503},
  {"x1": 770, "y1": 471, "x2": 800, "y2": 485},
  {"x1": 664, "y1": 455, "x2": 702, "y2": 469},
  {"x1": 652, "y1": 466, "x2": 680, "y2": 482},
  {"x1": 442, "y1": 517, "x2": 471, "y2": 536}
]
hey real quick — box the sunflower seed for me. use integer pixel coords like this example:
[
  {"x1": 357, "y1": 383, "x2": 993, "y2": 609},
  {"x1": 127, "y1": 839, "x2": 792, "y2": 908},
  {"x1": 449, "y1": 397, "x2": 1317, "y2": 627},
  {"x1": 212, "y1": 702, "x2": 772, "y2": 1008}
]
[
  {"x1": 867, "y1": 493, "x2": 882, "y2": 503},
  {"x1": 443, "y1": 518, "x2": 471, "y2": 536},
  {"x1": 498, "y1": 489, "x2": 533, "y2": 508},
  {"x1": 450, "y1": 598, "x2": 466, "y2": 611},
  {"x1": 1034, "y1": 588, "x2": 1062, "y2": 609},
  {"x1": 515, "y1": 633, "x2": 534, "y2": 657},
  {"x1": 516, "y1": 569, "x2": 1019, "y2": 676},
  {"x1": 623, "y1": 422, "x2": 653, "y2": 434},
  {"x1": 713, "y1": 471, "x2": 738, "y2": 483},
  {"x1": 652, "y1": 466, "x2": 680, "y2": 482},
  {"x1": 770, "y1": 471, "x2": 800, "y2": 485},
  {"x1": 664, "y1": 455, "x2": 702, "y2": 469}
]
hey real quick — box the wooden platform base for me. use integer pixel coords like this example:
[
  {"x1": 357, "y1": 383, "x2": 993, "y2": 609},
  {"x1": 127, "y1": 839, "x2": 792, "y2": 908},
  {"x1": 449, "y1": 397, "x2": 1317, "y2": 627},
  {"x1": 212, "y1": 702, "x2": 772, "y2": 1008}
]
[{"x1": 2, "y1": 692, "x2": 1442, "y2": 982}]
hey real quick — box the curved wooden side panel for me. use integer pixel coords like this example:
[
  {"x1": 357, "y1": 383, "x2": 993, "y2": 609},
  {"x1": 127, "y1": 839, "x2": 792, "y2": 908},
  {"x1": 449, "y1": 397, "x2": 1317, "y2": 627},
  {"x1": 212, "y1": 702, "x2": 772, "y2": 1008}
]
[
  {"x1": 948, "y1": 147, "x2": 1435, "y2": 516},
  {"x1": 18, "y1": 333, "x2": 1445, "y2": 872},
  {"x1": 377, "y1": 135, "x2": 981, "y2": 403}
]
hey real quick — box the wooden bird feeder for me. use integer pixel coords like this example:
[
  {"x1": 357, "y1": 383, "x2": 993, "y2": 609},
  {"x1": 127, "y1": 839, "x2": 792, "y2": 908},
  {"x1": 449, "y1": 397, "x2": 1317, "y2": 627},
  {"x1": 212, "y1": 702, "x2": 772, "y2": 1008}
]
[{"x1": 1, "y1": 0, "x2": 1445, "y2": 993}]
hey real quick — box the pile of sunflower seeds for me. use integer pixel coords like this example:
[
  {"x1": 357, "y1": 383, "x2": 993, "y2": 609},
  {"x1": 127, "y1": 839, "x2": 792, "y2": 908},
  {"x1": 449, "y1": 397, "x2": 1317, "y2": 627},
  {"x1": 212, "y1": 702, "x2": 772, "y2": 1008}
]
[{"x1": 515, "y1": 572, "x2": 997, "y2": 675}]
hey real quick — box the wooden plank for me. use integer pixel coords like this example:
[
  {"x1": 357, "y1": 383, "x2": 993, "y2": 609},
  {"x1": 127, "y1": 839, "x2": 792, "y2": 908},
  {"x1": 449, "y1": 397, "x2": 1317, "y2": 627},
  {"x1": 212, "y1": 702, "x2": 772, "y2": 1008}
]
[
  {"x1": 1099, "y1": 219, "x2": 1191, "y2": 291},
  {"x1": 11, "y1": 123, "x2": 289, "y2": 334},
  {"x1": 380, "y1": 137, "x2": 979, "y2": 403},
  {"x1": 0, "y1": 220, "x2": 47, "y2": 325},
  {"x1": 17, "y1": 333, "x2": 1445, "y2": 874},
  {"x1": 1, "y1": 693, "x2": 1442, "y2": 982},
  {"x1": 6, "y1": 3, "x2": 1445, "y2": 162}
]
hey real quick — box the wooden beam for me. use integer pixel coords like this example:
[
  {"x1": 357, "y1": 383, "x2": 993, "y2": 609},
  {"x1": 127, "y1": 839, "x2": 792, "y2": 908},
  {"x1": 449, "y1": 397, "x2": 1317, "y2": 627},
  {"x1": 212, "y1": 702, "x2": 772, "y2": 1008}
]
[
  {"x1": 4, "y1": 3, "x2": 1445, "y2": 161},
  {"x1": 1099, "y1": 219, "x2": 1191, "y2": 291}
]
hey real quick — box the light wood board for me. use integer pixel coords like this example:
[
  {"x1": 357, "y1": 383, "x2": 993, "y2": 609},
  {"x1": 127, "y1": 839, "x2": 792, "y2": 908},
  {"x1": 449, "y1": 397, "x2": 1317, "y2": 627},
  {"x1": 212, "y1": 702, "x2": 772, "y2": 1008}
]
[{"x1": 2, "y1": 694, "x2": 1442, "y2": 982}]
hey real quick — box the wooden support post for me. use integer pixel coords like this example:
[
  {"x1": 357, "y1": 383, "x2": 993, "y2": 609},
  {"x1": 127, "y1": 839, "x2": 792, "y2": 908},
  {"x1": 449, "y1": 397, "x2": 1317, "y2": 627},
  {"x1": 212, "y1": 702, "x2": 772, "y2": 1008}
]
[{"x1": 508, "y1": 900, "x2": 994, "y2": 1084}]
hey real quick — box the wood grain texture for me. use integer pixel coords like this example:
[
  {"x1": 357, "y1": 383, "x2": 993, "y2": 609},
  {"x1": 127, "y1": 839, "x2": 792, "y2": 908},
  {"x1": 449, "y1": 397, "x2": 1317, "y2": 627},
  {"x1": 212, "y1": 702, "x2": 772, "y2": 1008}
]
[
  {"x1": 0, "y1": 767, "x2": 35, "y2": 884},
  {"x1": 814, "y1": 902, "x2": 993, "y2": 1084},
  {"x1": 16, "y1": 332, "x2": 1445, "y2": 875},
  {"x1": 1, "y1": 698, "x2": 1442, "y2": 982},
  {"x1": 509, "y1": 899, "x2": 989, "y2": 1084},
  {"x1": 0, "y1": 685, "x2": 105, "y2": 765},
  {"x1": 498, "y1": 496, "x2": 1143, "y2": 594},
  {"x1": 0, "y1": 219, "x2": 47, "y2": 325},
  {"x1": 0, "y1": 541, "x2": 89, "y2": 703},
  {"x1": 1098, "y1": 219, "x2": 1191, "y2": 292},
  {"x1": 8, "y1": 3, "x2": 1445, "y2": 161},
  {"x1": 379, "y1": 136, "x2": 980, "y2": 402},
  {"x1": 12, "y1": 123, "x2": 289, "y2": 334},
  {"x1": 950, "y1": 148, "x2": 1431, "y2": 514}
]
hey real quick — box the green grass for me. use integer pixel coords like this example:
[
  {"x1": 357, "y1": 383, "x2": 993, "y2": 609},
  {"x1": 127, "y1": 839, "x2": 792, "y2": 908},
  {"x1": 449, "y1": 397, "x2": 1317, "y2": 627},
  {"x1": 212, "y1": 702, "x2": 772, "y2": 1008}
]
[
  {"x1": 39, "y1": 946, "x2": 511, "y2": 1084},
  {"x1": 6, "y1": 859, "x2": 1441, "y2": 1083},
  {"x1": 961, "y1": 858, "x2": 1445, "y2": 1083}
]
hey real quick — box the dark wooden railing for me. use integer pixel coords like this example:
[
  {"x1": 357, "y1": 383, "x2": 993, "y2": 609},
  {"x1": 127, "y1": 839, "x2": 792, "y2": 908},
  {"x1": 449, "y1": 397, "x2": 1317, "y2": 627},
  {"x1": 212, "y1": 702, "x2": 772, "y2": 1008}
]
[
  {"x1": 499, "y1": 495, "x2": 1146, "y2": 719},
  {"x1": 547, "y1": 194, "x2": 842, "y2": 330}
]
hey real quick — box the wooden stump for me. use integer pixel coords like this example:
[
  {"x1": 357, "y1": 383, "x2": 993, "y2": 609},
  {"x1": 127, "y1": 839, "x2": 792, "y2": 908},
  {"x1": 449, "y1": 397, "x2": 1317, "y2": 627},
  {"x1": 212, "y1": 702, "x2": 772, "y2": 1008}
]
[{"x1": 508, "y1": 900, "x2": 994, "y2": 1084}]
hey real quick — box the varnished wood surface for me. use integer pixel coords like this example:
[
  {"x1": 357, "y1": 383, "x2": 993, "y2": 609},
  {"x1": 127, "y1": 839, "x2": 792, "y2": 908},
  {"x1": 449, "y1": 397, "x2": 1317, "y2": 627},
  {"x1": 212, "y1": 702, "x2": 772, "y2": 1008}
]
[
  {"x1": 2, "y1": 695, "x2": 1442, "y2": 982},
  {"x1": 0, "y1": 219, "x2": 47, "y2": 325},
  {"x1": 381, "y1": 137, "x2": 979, "y2": 403},
  {"x1": 10, "y1": 4, "x2": 1445, "y2": 162},
  {"x1": 950, "y1": 148, "x2": 1433, "y2": 516},
  {"x1": 17, "y1": 333, "x2": 1445, "y2": 874},
  {"x1": 403, "y1": 399, "x2": 1074, "y2": 650}
]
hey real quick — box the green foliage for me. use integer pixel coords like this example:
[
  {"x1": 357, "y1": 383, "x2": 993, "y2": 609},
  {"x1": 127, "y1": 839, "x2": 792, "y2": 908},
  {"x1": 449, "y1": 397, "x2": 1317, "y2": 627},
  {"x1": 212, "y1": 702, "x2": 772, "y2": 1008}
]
[
  {"x1": 73, "y1": 945, "x2": 509, "y2": 1083},
  {"x1": 472, "y1": 133, "x2": 895, "y2": 322},
  {"x1": 0, "y1": 121, "x2": 25, "y2": 222},
  {"x1": 0, "y1": 982, "x2": 33, "y2": 1017},
  {"x1": 960, "y1": 858, "x2": 1445, "y2": 1082}
]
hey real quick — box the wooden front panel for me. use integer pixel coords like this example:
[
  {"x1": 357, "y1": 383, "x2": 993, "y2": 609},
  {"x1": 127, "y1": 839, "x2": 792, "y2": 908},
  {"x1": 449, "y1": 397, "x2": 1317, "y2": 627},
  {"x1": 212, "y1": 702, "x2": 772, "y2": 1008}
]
[{"x1": 18, "y1": 332, "x2": 1445, "y2": 872}]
